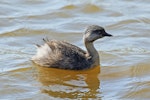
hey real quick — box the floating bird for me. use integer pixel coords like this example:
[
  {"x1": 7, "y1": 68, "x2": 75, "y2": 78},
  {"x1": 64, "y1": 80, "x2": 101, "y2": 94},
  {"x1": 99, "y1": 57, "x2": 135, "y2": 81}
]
[{"x1": 32, "y1": 25, "x2": 112, "y2": 70}]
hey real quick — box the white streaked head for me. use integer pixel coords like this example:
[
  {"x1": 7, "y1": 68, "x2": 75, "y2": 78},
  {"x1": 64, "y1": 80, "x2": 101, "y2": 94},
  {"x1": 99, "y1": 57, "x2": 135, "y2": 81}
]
[{"x1": 84, "y1": 25, "x2": 112, "y2": 42}]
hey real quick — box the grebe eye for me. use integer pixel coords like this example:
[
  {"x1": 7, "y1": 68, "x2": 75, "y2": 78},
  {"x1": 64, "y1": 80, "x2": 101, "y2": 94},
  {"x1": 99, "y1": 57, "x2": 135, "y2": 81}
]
[{"x1": 93, "y1": 30, "x2": 100, "y2": 33}]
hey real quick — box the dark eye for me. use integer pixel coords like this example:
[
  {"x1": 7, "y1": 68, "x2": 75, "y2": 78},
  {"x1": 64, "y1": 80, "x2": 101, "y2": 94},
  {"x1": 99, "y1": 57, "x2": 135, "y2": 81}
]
[{"x1": 93, "y1": 30, "x2": 100, "y2": 34}]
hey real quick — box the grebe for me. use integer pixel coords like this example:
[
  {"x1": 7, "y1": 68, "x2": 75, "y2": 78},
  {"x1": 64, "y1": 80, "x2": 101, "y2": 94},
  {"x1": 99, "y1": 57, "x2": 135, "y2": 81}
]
[{"x1": 32, "y1": 25, "x2": 112, "y2": 70}]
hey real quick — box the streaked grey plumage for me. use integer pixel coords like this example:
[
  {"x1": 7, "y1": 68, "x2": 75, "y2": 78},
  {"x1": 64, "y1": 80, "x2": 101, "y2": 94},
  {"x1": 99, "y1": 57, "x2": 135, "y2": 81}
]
[{"x1": 32, "y1": 25, "x2": 112, "y2": 70}]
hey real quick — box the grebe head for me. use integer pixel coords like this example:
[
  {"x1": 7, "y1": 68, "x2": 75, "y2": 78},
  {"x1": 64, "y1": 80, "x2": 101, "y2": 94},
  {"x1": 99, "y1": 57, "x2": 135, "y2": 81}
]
[{"x1": 84, "y1": 25, "x2": 112, "y2": 42}]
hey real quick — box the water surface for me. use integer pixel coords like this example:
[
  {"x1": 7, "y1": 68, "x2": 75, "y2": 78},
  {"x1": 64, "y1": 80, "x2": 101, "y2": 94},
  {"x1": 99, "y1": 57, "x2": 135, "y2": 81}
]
[{"x1": 0, "y1": 0, "x2": 150, "y2": 100}]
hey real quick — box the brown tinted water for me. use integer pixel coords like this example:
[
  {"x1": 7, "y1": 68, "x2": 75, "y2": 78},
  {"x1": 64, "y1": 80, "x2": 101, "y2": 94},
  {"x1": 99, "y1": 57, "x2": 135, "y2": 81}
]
[{"x1": 0, "y1": 0, "x2": 150, "y2": 100}]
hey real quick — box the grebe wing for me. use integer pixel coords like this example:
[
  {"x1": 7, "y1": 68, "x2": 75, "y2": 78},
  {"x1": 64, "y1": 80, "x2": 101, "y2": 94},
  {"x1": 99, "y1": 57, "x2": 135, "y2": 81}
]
[{"x1": 44, "y1": 39, "x2": 86, "y2": 55}]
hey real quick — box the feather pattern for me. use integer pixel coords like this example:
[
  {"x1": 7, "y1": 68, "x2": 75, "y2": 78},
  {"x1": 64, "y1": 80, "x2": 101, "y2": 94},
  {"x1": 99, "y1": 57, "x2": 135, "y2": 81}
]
[{"x1": 32, "y1": 39, "x2": 92, "y2": 70}]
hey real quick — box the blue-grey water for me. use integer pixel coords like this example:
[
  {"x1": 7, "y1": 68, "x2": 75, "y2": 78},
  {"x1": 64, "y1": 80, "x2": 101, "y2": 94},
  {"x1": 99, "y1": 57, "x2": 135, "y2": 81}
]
[{"x1": 0, "y1": 0, "x2": 150, "y2": 100}]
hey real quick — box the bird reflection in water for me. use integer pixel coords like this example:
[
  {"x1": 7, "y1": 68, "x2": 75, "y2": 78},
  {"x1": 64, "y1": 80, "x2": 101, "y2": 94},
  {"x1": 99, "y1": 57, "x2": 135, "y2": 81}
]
[{"x1": 36, "y1": 65, "x2": 101, "y2": 99}]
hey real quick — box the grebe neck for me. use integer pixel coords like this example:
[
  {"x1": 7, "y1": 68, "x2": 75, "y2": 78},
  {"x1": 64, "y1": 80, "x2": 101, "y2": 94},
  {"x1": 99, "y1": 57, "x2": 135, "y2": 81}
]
[{"x1": 84, "y1": 39, "x2": 100, "y2": 66}]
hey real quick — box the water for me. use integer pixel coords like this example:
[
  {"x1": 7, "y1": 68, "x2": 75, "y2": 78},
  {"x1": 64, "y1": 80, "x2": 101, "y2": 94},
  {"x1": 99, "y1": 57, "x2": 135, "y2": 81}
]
[{"x1": 0, "y1": 0, "x2": 150, "y2": 99}]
